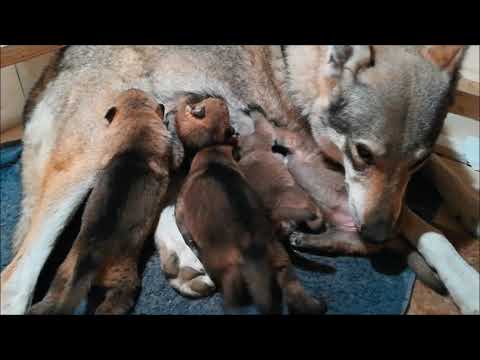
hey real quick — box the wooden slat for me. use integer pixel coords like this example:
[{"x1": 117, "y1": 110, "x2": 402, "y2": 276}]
[
  {"x1": 0, "y1": 45, "x2": 65, "y2": 68},
  {"x1": 458, "y1": 78, "x2": 480, "y2": 97},
  {"x1": 450, "y1": 90, "x2": 480, "y2": 120}
]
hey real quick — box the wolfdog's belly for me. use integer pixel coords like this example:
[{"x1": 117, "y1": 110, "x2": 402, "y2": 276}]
[
  {"x1": 24, "y1": 46, "x2": 283, "y2": 176},
  {"x1": 25, "y1": 46, "x2": 279, "y2": 160}
]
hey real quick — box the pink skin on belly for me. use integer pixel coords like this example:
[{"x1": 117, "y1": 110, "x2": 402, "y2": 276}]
[
  {"x1": 286, "y1": 134, "x2": 359, "y2": 233},
  {"x1": 321, "y1": 204, "x2": 358, "y2": 232}
]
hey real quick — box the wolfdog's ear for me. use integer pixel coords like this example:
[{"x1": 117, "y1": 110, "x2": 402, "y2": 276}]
[
  {"x1": 327, "y1": 45, "x2": 372, "y2": 76},
  {"x1": 104, "y1": 107, "x2": 117, "y2": 124},
  {"x1": 420, "y1": 46, "x2": 467, "y2": 73}
]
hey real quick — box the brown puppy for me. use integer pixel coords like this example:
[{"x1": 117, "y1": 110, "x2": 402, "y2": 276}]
[
  {"x1": 238, "y1": 107, "x2": 324, "y2": 237},
  {"x1": 29, "y1": 89, "x2": 181, "y2": 314},
  {"x1": 173, "y1": 95, "x2": 326, "y2": 314}
]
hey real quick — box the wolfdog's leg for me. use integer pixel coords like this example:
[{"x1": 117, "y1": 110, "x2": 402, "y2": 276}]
[
  {"x1": 28, "y1": 234, "x2": 91, "y2": 315},
  {"x1": 1, "y1": 164, "x2": 94, "y2": 315},
  {"x1": 425, "y1": 154, "x2": 479, "y2": 238},
  {"x1": 400, "y1": 205, "x2": 480, "y2": 314},
  {"x1": 154, "y1": 205, "x2": 215, "y2": 298}
]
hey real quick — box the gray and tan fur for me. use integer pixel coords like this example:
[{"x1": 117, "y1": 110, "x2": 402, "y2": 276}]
[{"x1": 1, "y1": 46, "x2": 478, "y2": 315}]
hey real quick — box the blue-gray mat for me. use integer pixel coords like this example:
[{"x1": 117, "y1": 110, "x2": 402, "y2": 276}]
[{"x1": 0, "y1": 142, "x2": 442, "y2": 314}]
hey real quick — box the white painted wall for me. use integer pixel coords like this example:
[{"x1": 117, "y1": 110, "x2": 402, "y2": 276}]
[{"x1": 0, "y1": 52, "x2": 55, "y2": 132}]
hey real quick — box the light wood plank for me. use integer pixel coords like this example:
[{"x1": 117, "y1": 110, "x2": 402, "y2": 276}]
[
  {"x1": 0, "y1": 125, "x2": 23, "y2": 144},
  {"x1": 1, "y1": 45, "x2": 65, "y2": 68},
  {"x1": 449, "y1": 90, "x2": 479, "y2": 120}
]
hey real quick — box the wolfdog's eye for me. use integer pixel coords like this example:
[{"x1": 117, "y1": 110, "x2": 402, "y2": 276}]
[{"x1": 355, "y1": 143, "x2": 374, "y2": 165}]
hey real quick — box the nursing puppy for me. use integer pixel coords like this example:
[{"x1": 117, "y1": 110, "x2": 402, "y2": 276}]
[
  {"x1": 238, "y1": 106, "x2": 324, "y2": 237},
  {"x1": 174, "y1": 95, "x2": 326, "y2": 314},
  {"x1": 29, "y1": 89, "x2": 179, "y2": 314},
  {"x1": 274, "y1": 125, "x2": 448, "y2": 294}
]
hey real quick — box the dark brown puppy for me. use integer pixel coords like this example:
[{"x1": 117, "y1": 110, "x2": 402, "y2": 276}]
[
  {"x1": 174, "y1": 95, "x2": 326, "y2": 314},
  {"x1": 29, "y1": 89, "x2": 181, "y2": 314}
]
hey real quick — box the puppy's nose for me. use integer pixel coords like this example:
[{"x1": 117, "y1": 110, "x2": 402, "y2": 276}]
[{"x1": 359, "y1": 219, "x2": 392, "y2": 244}]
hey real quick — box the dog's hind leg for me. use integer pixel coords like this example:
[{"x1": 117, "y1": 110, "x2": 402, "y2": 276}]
[
  {"x1": 93, "y1": 257, "x2": 140, "y2": 315},
  {"x1": 269, "y1": 240, "x2": 326, "y2": 314},
  {"x1": 28, "y1": 234, "x2": 93, "y2": 315},
  {"x1": 400, "y1": 205, "x2": 480, "y2": 314},
  {"x1": 1, "y1": 164, "x2": 94, "y2": 315},
  {"x1": 155, "y1": 205, "x2": 215, "y2": 298},
  {"x1": 425, "y1": 154, "x2": 479, "y2": 238}
]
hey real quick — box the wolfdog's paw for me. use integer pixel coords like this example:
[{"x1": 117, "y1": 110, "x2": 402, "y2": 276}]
[
  {"x1": 1, "y1": 283, "x2": 30, "y2": 315},
  {"x1": 457, "y1": 284, "x2": 480, "y2": 315},
  {"x1": 27, "y1": 299, "x2": 59, "y2": 315}
]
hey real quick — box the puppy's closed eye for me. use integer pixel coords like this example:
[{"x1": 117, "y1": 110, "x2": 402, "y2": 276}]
[
  {"x1": 105, "y1": 107, "x2": 117, "y2": 124},
  {"x1": 156, "y1": 104, "x2": 165, "y2": 118}
]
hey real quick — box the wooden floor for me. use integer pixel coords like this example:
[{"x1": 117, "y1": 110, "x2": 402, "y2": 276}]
[{"x1": 1, "y1": 126, "x2": 478, "y2": 315}]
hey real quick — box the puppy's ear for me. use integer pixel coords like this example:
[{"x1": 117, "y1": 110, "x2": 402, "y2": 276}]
[
  {"x1": 156, "y1": 104, "x2": 165, "y2": 118},
  {"x1": 420, "y1": 45, "x2": 467, "y2": 74},
  {"x1": 327, "y1": 45, "x2": 372, "y2": 76},
  {"x1": 105, "y1": 107, "x2": 117, "y2": 124}
]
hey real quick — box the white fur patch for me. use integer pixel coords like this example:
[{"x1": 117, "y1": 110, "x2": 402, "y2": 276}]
[
  {"x1": 154, "y1": 205, "x2": 214, "y2": 297},
  {"x1": 23, "y1": 92, "x2": 60, "y2": 178},
  {"x1": 1, "y1": 177, "x2": 93, "y2": 315},
  {"x1": 417, "y1": 232, "x2": 480, "y2": 315}
]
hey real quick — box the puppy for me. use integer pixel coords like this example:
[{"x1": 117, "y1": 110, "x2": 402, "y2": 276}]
[
  {"x1": 274, "y1": 124, "x2": 448, "y2": 294},
  {"x1": 173, "y1": 95, "x2": 327, "y2": 314},
  {"x1": 238, "y1": 107, "x2": 324, "y2": 237},
  {"x1": 29, "y1": 89, "x2": 181, "y2": 314}
]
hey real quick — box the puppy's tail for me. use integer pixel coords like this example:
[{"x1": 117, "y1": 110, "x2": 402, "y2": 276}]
[{"x1": 407, "y1": 250, "x2": 448, "y2": 296}]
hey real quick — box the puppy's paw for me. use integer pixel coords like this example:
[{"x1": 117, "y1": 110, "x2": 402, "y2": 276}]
[
  {"x1": 165, "y1": 257, "x2": 216, "y2": 298},
  {"x1": 288, "y1": 294, "x2": 327, "y2": 315},
  {"x1": 289, "y1": 232, "x2": 306, "y2": 248},
  {"x1": 155, "y1": 205, "x2": 216, "y2": 298},
  {"x1": 0, "y1": 278, "x2": 30, "y2": 315},
  {"x1": 169, "y1": 273, "x2": 216, "y2": 299}
]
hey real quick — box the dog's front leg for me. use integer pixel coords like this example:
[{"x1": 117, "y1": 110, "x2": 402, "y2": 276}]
[
  {"x1": 425, "y1": 154, "x2": 479, "y2": 238},
  {"x1": 400, "y1": 205, "x2": 479, "y2": 314},
  {"x1": 154, "y1": 205, "x2": 215, "y2": 298}
]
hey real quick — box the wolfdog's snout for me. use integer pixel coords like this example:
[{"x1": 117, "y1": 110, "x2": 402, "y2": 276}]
[{"x1": 359, "y1": 218, "x2": 393, "y2": 244}]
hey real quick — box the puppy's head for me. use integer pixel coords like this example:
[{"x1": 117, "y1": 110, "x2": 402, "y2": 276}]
[
  {"x1": 172, "y1": 95, "x2": 238, "y2": 150},
  {"x1": 285, "y1": 45, "x2": 467, "y2": 243},
  {"x1": 104, "y1": 88, "x2": 165, "y2": 126}
]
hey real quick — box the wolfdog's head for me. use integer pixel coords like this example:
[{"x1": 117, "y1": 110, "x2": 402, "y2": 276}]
[{"x1": 285, "y1": 45, "x2": 466, "y2": 243}]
